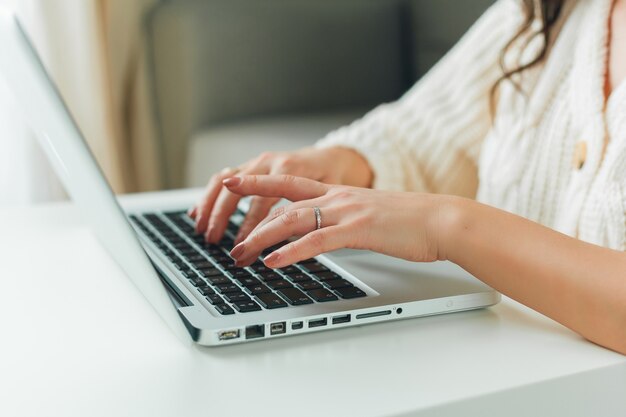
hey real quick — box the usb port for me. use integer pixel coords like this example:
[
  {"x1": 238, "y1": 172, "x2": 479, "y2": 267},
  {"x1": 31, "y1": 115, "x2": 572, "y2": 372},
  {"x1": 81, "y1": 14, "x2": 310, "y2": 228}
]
[
  {"x1": 332, "y1": 314, "x2": 351, "y2": 325},
  {"x1": 291, "y1": 321, "x2": 303, "y2": 330},
  {"x1": 270, "y1": 322, "x2": 286, "y2": 335},
  {"x1": 308, "y1": 318, "x2": 328, "y2": 328},
  {"x1": 218, "y1": 329, "x2": 240, "y2": 341}
]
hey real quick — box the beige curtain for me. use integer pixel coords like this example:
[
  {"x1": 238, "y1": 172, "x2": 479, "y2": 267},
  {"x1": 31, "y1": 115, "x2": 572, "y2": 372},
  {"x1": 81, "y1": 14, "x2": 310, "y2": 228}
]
[{"x1": 10, "y1": 0, "x2": 161, "y2": 195}]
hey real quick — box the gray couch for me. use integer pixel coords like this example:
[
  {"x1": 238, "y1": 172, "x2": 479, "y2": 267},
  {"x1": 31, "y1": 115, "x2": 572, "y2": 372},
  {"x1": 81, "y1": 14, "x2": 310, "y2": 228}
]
[{"x1": 145, "y1": 0, "x2": 494, "y2": 188}]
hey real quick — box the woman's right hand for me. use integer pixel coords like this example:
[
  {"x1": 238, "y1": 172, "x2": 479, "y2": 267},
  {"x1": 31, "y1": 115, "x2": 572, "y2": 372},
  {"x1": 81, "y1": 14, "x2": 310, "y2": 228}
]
[{"x1": 189, "y1": 146, "x2": 373, "y2": 245}]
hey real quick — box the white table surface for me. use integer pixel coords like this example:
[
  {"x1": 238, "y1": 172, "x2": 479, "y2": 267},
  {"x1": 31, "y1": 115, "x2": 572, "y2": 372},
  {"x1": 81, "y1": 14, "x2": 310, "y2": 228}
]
[{"x1": 1, "y1": 190, "x2": 625, "y2": 417}]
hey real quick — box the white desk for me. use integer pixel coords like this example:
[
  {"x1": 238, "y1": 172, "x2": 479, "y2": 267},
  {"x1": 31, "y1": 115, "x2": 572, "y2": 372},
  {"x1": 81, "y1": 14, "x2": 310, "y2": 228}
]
[{"x1": 1, "y1": 190, "x2": 625, "y2": 417}]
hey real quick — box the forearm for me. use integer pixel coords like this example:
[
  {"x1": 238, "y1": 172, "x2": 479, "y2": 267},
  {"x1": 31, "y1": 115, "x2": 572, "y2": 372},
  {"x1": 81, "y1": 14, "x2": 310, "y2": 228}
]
[{"x1": 439, "y1": 196, "x2": 626, "y2": 355}]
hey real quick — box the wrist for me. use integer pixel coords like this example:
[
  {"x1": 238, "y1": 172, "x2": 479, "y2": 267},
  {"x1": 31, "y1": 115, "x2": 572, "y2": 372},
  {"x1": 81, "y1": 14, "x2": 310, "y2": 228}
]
[{"x1": 434, "y1": 195, "x2": 474, "y2": 262}]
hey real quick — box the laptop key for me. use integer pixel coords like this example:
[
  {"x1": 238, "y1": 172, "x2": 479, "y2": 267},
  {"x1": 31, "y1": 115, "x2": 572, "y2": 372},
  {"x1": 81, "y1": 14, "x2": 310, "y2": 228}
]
[
  {"x1": 198, "y1": 286, "x2": 214, "y2": 296},
  {"x1": 277, "y1": 288, "x2": 313, "y2": 305},
  {"x1": 285, "y1": 272, "x2": 311, "y2": 283},
  {"x1": 267, "y1": 279, "x2": 294, "y2": 290},
  {"x1": 334, "y1": 287, "x2": 366, "y2": 299},
  {"x1": 215, "y1": 283, "x2": 241, "y2": 294},
  {"x1": 197, "y1": 267, "x2": 222, "y2": 277},
  {"x1": 300, "y1": 262, "x2": 330, "y2": 274},
  {"x1": 256, "y1": 293, "x2": 288, "y2": 309},
  {"x1": 190, "y1": 277, "x2": 206, "y2": 287},
  {"x1": 245, "y1": 284, "x2": 272, "y2": 295},
  {"x1": 206, "y1": 275, "x2": 231, "y2": 285},
  {"x1": 194, "y1": 261, "x2": 215, "y2": 270},
  {"x1": 235, "y1": 276, "x2": 261, "y2": 287},
  {"x1": 214, "y1": 304, "x2": 235, "y2": 315},
  {"x1": 258, "y1": 271, "x2": 282, "y2": 282},
  {"x1": 229, "y1": 269, "x2": 253, "y2": 280},
  {"x1": 307, "y1": 288, "x2": 339, "y2": 302},
  {"x1": 313, "y1": 271, "x2": 342, "y2": 282},
  {"x1": 279, "y1": 265, "x2": 300, "y2": 275},
  {"x1": 206, "y1": 294, "x2": 224, "y2": 304},
  {"x1": 223, "y1": 292, "x2": 251, "y2": 303},
  {"x1": 233, "y1": 300, "x2": 262, "y2": 313},
  {"x1": 323, "y1": 279, "x2": 354, "y2": 290},
  {"x1": 296, "y1": 280, "x2": 323, "y2": 291}
]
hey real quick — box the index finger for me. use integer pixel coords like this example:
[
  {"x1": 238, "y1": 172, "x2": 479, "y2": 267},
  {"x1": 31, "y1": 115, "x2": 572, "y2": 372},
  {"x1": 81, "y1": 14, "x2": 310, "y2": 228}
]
[{"x1": 223, "y1": 175, "x2": 328, "y2": 201}]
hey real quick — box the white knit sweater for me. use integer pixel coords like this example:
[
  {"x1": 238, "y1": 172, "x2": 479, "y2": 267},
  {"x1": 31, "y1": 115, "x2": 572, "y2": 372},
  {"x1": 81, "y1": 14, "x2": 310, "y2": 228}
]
[{"x1": 316, "y1": 0, "x2": 626, "y2": 251}]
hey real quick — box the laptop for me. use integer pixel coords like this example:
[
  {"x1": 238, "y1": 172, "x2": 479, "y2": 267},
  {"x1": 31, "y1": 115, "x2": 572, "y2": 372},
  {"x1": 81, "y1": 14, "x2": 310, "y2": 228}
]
[{"x1": 0, "y1": 12, "x2": 500, "y2": 346}]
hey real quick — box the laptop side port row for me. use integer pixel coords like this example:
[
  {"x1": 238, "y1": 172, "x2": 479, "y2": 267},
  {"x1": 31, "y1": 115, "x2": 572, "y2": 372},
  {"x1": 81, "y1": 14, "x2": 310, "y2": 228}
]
[
  {"x1": 270, "y1": 322, "x2": 286, "y2": 335},
  {"x1": 308, "y1": 318, "x2": 328, "y2": 328},
  {"x1": 331, "y1": 314, "x2": 351, "y2": 325}
]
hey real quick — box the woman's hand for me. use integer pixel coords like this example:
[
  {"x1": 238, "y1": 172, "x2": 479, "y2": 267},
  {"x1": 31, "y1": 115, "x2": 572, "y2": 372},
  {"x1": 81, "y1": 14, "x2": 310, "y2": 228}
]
[
  {"x1": 189, "y1": 147, "x2": 373, "y2": 245},
  {"x1": 224, "y1": 175, "x2": 446, "y2": 268}
]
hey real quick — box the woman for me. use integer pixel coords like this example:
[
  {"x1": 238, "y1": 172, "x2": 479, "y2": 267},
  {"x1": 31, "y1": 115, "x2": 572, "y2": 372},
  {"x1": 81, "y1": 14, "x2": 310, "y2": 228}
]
[{"x1": 190, "y1": 0, "x2": 626, "y2": 354}]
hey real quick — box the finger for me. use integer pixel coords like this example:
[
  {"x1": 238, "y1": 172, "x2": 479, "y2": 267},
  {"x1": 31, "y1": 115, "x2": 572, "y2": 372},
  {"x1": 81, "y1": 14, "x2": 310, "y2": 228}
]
[
  {"x1": 231, "y1": 206, "x2": 338, "y2": 265},
  {"x1": 195, "y1": 168, "x2": 239, "y2": 234},
  {"x1": 223, "y1": 175, "x2": 328, "y2": 201},
  {"x1": 187, "y1": 206, "x2": 197, "y2": 219},
  {"x1": 206, "y1": 187, "x2": 242, "y2": 244},
  {"x1": 234, "y1": 196, "x2": 279, "y2": 245},
  {"x1": 247, "y1": 197, "x2": 325, "y2": 240},
  {"x1": 263, "y1": 226, "x2": 348, "y2": 268}
]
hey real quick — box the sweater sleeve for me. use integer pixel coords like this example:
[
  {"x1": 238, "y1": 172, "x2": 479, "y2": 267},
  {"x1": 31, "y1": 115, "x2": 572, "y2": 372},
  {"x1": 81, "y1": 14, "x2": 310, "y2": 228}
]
[{"x1": 315, "y1": 0, "x2": 522, "y2": 196}]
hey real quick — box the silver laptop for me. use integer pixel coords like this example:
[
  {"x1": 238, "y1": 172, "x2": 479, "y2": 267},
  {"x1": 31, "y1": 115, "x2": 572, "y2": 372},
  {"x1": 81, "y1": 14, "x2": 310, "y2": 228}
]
[{"x1": 0, "y1": 12, "x2": 499, "y2": 346}]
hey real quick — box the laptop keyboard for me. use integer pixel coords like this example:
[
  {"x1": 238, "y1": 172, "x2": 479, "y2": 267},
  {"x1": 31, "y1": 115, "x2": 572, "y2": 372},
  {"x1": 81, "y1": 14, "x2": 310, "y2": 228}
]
[{"x1": 129, "y1": 210, "x2": 366, "y2": 315}]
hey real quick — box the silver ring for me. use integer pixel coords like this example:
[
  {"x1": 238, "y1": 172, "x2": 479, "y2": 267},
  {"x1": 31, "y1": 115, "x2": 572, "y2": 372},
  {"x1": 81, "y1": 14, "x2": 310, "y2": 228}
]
[{"x1": 313, "y1": 206, "x2": 322, "y2": 230}]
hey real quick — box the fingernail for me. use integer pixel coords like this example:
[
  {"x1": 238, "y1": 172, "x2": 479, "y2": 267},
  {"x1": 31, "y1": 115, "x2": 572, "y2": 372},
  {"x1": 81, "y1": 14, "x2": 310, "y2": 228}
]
[
  {"x1": 223, "y1": 176, "x2": 242, "y2": 187},
  {"x1": 230, "y1": 243, "x2": 245, "y2": 259},
  {"x1": 263, "y1": 251, "x2": 281, "y2": 266}
]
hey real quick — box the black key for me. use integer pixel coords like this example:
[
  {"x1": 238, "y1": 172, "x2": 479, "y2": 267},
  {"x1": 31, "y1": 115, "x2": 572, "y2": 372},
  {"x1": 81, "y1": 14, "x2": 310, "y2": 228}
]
[
  {"x1": 206, "y1": 275, "x2": 231, "y2": 285},
  {"x1": 313, "y1": 271, "x2": 342, "y2": 282},
  {"x1": 334, "y1": 286, "x2": 366, "y2": 299},
  {"x1": 323, "y1": 279, "x2": 354, "y2": 290},
  {"x1": 296, "y1": 280, "x2": 323, "y2": 291},
  {"x1": 193, "y1": 261, "x2": 216, "y2": 270},
  {"x1": 245, "y1": 283, "x2": 271, "y2": 295},
  {"x1": 235, "y1": 276, "x2": 261, "y2": 287},
  {"x1": 229, "y1": 269, "x2": 253, "y2": 280},
  {"x1": 190, "y1": 277, "x2": 205, "y2": 287},
  {"x1": 267, "y1": 279, "x2": 293, "y2": 290},
  {"x1": 197, "y1": 267, "x2": 222, "y2": 277},
  {"x1": 215, "y1": 283, "x2": 241, "y2": 294},
  {"x1": 277, "y1": 288, "x2": 313, "y2": 305},
  {"x1": 251, "y1": 263, "x2": 271, "y2": 274},
  {"x1": 299, "y1": 258, "x2": 317, "y2": 264},
  {"x1": 233, "y1": 300, "x2": 262, "y2": 313},
  {"x1": 206, "y1": 294, "x2": 224, "y2": 304},
  {"x1": 286, "y1": 272, "x2": 311, "y2": 283},
  {"x1": 224, "y1": 292, "x2": 251, "y2": 303},
  {"x1": 198, "y1": 286, "x2": 214, "y2": 296},
  {"x1": 255, "y1": 293, "x2": 288, "y2": 309},
  {"x1": 300, "y1": 262, "x2": 330, "y2": 274},
  {"x1": 307, "y1": 288, "x2": 339, "y2": 302},
  {"x1": 214, "y1": 304, "x2": 235, "y2": 315},
  {"x1": 179, "y1": 269, "x2": 196, "y2": 278},
  {"x1": 186, "y1": 255, "x2": 206, "y2": 263},
  {"x1": 279, "y1": 265, "x2": 300, "y2": 275},
  {"x1": 258, "y1": 271, "x2": 282, "y2": 282},
  {"x1": 221, "y1": 262, "x2": 240, "y2": 270}
]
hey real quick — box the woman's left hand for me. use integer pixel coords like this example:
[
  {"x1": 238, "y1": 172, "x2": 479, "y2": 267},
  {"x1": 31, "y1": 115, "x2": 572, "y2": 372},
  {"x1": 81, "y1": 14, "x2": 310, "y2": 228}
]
[{"x1": 224, "y1": 175, "x2": 447, "y2": 268}]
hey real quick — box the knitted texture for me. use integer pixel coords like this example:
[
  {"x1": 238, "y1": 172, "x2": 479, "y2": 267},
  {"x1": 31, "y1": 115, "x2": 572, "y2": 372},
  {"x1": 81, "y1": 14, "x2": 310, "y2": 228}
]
[{"x1": 316, "y1": 0, "x2": 626, "y2": 251}]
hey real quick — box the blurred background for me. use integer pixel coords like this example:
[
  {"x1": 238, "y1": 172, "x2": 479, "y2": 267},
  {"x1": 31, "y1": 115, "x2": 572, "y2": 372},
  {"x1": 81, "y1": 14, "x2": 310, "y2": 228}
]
[{"x1": 0, "y1": 0, "x2": 492, "y2": 206}]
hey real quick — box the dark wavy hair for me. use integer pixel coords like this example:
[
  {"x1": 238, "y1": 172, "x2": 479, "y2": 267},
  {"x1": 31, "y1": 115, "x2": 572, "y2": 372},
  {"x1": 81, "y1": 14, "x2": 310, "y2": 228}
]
[{"x1": 491, "y1": 0, "x2": 565, "y2": 107}]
